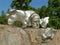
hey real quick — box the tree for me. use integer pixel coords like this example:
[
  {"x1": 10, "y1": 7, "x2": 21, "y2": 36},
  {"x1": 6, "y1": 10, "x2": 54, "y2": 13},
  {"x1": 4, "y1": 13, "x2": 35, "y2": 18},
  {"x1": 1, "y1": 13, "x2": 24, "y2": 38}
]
[
  {"x1": 46, "y1": 7, "x2": 55, "y2": 17},
  {"x1": 11, "y1": 0, "x2": 32, "y2": 10},
  {"x1": 7, "y1": 9, "x2": 10, "y2": 13},
  {"x1": 37, "y1": 6, "x2": 47, "y2": 18},
  {"x1": 48, "y1": 16, "x2": 60, "y2": 29},
  {"x1": 48, "y1": 0, "x2": 60, "y2": 29},
  {"x1": 1, "y1": 10, "x2": 5, "y2": 17},
  {"x1": 0, "y1": 10, "x2": 7, "y2": 24},
  {"x1": 48, "y1": 0, "x2": 54, "y2": 7},
  {"x1": 48, "y1": 0, "x2": 60, "y2": 17}
]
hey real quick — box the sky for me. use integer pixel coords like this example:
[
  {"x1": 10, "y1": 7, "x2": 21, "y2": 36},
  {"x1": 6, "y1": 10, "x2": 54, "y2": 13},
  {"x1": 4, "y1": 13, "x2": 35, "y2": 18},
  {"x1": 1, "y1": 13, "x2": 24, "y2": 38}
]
[{"x1": 0, "y1": 0, "x2": 48, "y2": 15}]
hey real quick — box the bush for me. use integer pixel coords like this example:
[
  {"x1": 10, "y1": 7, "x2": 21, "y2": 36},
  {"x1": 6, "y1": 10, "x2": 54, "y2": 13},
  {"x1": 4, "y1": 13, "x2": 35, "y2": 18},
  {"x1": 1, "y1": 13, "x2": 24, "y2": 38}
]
[
  {"x1": 13, "y1": 21, "x2": 22, "y2": 27},
  {"x1": 0, "y1": 16, "x2": 7, "y2": 25}
]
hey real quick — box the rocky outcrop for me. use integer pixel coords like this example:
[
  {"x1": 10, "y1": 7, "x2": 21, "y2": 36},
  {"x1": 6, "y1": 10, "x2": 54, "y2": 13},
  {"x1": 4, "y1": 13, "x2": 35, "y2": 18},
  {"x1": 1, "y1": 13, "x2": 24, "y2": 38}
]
[
  {"x1": 0, "y1": 25, "x2": 31, "y2": 45},
  {"x1": 0, "y1": 24, "x2": 60, "y2": 45},
  {"x1": 0, "y1": 25, "x2": 42, "y2": 45}
]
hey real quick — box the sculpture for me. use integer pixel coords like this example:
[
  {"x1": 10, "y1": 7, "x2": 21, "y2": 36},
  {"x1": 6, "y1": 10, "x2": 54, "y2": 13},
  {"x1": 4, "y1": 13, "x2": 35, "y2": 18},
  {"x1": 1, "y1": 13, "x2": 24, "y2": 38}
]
[
  {"x1": 40, "y1": 17, "x2": 49, "y2": 28},
  {"x1": 6, "y1": 9, "x2": 57, "y2": 43},
  {"x1": 6, "y1": 9, "x2": 40, "y2": 28},
  {"x1": 42, "y1": 28, "x2": 56, "y2": 42},
  {"x1": 30, "y1": 13, "x2": 40, "y2": 28}
]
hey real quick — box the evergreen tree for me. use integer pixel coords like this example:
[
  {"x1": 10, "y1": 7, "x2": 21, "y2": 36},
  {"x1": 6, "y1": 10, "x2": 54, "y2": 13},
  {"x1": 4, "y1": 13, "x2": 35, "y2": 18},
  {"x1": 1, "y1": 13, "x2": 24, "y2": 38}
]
[
  {"x1": 0, "y1": 10, "x2": 7, "y2": 24},
  {"x1": 1, "y1": 10, "x2": 5, "y2": 17}
]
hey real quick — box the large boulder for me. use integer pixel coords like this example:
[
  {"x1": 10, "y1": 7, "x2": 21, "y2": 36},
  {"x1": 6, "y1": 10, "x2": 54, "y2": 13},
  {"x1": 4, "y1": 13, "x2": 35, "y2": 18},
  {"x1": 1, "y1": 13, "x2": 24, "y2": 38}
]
[
  {"x1": 0, "y1": 25, "x2": 42, "y2": 45},
  {"x1": 0, "y1": 24, "x2": 60, "y2": 45},
  {"x1": 0, "y1": 25, "x2": 31, "y2": 45}
]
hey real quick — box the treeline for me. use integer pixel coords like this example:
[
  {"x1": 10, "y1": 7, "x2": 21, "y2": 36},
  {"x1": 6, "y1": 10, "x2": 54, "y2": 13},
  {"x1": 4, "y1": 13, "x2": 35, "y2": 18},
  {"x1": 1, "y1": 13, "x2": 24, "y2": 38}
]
[
  {"x1": 0, "y1": 0, "x2": 60, "y2": 29},
  {"x1": 0, "y1": 10, "x2": 7, "y2": 25}
]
